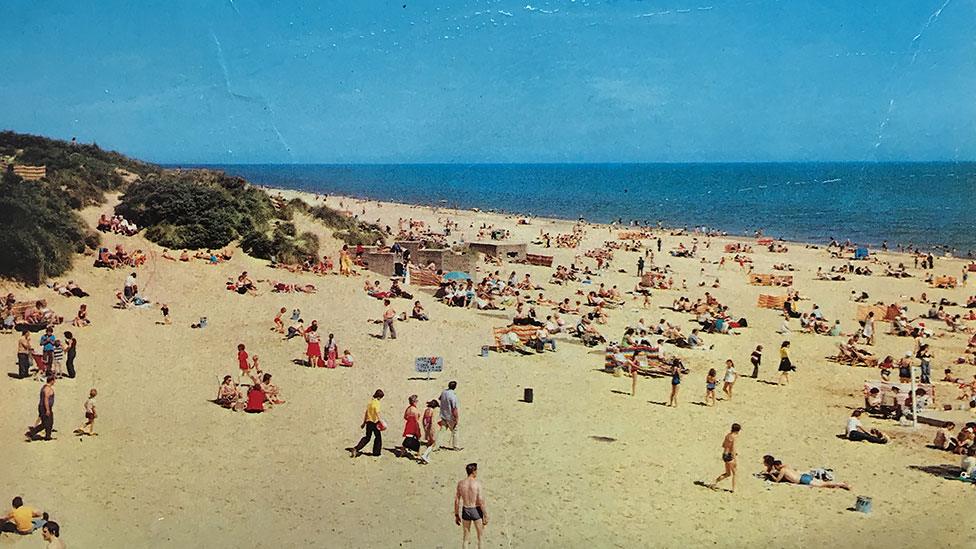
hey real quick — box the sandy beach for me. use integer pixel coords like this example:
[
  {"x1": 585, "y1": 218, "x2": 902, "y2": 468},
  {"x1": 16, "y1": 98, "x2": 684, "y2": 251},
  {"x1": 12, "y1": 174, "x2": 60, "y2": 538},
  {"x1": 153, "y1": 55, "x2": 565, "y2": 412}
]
[{"x1": 1, "y1": 188, "x2": 974, "y2": 548}]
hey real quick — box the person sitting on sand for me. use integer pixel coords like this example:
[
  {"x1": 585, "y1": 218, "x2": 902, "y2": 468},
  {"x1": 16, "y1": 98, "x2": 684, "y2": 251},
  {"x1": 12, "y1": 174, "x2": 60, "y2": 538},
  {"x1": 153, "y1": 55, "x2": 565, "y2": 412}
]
[
  {"x1": 259, "y1": 373, "x2": 284, "y2": 405},
  {"x1": 340, "y1": 349, "x2": 355, "y2": 367},
  {"x1": 844, "y1": 409, "x2": 888, "y2": 443},
  {"x1": 864, "y1": 387, "x2": 883, "y2": 413},
  {"x1": 769, "y1": 460, "x2": 850, "y2": 490},
  {"x1": 72, "y1": 304, "x2": 90, "y2": 327},
  {"x1": 933, "y1": 422, "x2": 957, "y2": 451},
  {"x1": 960, "y1": 447, "x2": 976, "y2": 477},
  {"x1": 0, "y1": 496, "x2": 45, "y2": 534},
  {"x1": 412, "y1": 301, "x2": 429, "y2": 321},
  {"x1": 245, "y1": 383, "x2": 266, "y2": 413},
  {"x1": 216, "y1": 375, "x2": 242, "y2": 409},
  {"x1": 878, "y1": 355, "x2": 894, "y2": 381}
]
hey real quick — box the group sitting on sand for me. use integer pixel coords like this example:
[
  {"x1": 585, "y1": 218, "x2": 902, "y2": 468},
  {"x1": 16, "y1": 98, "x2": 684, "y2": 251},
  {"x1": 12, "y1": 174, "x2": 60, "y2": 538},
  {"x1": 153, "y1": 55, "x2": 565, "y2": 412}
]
[
  {"x1": 94, "y1": 244, "x2": 147, "y2": 269},
  {"x1": 97, "y1": 213, "x2": 138, "y2": 235},
  {"x1": 215, "y1": 346, "x2": 285, "y2": 413}
]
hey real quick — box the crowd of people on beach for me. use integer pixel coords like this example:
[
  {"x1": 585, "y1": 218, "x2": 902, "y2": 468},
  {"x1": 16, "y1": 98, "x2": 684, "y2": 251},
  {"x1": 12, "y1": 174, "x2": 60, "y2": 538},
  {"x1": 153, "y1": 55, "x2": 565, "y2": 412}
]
[{"x1": 5, "y1": 193, "x2": 976, "y2": 548}]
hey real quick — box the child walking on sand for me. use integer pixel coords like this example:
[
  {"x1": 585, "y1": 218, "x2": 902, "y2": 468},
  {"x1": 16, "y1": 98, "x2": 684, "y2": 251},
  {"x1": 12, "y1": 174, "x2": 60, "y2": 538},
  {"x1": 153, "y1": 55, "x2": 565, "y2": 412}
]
[
  {"x1": 75, "y1": 388, "x2": 98, "y2": 436},
  {"x1": 705, "y1": 368, "x2": 718, "y2": 406},
  {"x1": 160, "y1": 303, "x2": 171, "y2": 325},
  {"x1": 51, "y1": 340, "x2": 65, "y2": 378},
  {"x1": 237, "y1": 344, "x2": 251, "y2": 384},
  {"x1": 273, "y1": 307, "x2": 286, "y2": 333}
]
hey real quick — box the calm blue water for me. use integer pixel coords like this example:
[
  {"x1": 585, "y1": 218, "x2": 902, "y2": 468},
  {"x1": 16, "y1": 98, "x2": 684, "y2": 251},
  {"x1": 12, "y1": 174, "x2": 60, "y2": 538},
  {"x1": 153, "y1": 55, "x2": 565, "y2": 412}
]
[{"x1": 180, "y1": 163, "x2": 976, "y2": 254}]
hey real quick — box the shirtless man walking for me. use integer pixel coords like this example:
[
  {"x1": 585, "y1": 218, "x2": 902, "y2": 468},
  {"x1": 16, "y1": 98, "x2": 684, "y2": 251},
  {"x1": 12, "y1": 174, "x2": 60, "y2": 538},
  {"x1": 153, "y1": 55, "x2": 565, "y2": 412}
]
[
  {"x1": 710, "y1": 423, "x2": 740, "y2": 493},
  {"x1": 454, "y1": 463, "x2": 488, "y2": 549}
]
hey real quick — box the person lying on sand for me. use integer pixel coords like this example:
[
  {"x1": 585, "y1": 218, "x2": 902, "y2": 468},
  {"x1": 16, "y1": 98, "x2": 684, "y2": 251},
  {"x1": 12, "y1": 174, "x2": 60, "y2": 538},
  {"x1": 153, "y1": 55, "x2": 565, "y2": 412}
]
[{"x1": 769, "y1": 460, "x2": 850, "y2": 489}]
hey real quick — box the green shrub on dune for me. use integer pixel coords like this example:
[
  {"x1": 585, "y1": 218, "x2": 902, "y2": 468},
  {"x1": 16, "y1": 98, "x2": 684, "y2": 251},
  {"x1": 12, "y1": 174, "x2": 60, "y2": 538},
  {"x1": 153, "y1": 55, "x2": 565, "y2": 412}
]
[
  {"x1": 0, "y1": 130, "x2": 387, "y2": 284},
  {"x1": 0, "y1": 170, "x2": 97, "y2": 284},
  {"x1": 309, "y1": 204, "x2": 386, "y2": 246},
  {"x1": 116, "y1": 173, "x2": 258, "y2": 250}
]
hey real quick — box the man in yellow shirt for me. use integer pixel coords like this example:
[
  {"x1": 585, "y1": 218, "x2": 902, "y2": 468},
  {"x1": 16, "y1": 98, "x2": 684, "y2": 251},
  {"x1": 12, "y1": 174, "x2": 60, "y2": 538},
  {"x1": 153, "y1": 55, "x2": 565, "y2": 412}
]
[
  {"x1": 349, "y1": 389, "x2": 385, "y2": 457},
  {"x1": 0, "y1": 496, "x2": 44, "y2": 534}
]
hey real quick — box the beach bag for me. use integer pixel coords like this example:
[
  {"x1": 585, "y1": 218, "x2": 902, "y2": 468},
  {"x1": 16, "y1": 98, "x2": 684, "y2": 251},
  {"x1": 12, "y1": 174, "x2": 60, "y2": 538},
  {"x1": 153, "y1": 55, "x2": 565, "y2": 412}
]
[
  {"x1": 809, "y1": 468, "x2": 834, "y2": 481},
  {"x1": 377, "y1": 420, "x2": 388, "y2": 432}
]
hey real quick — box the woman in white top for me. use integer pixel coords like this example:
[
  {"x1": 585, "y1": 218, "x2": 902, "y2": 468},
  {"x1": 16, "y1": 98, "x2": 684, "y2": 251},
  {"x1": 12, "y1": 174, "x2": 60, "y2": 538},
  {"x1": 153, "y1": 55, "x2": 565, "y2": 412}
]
[
  {"x1": 846, "y1": 409, "x2": 888, "y2": 443},
  {"x1": 722, "y1": 359, "x2": 737, "y2": 400}
]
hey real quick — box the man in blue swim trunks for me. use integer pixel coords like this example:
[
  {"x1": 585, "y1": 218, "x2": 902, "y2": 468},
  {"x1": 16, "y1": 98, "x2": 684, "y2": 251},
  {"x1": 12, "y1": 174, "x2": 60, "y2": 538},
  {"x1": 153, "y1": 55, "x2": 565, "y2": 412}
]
[
  {"x1": 770, "y1": 460, "x2": 851, "y2": 490},
  {"x1": 455, "y1": 463, "x2": 487, "y2": 549}
]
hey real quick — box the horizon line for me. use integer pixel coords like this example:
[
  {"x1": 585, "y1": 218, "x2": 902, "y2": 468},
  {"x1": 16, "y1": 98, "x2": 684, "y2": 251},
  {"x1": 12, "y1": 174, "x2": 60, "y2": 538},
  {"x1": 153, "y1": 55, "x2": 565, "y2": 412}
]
[{"x1": 161, "y1": 159, "x2": 976, "y2": 167}]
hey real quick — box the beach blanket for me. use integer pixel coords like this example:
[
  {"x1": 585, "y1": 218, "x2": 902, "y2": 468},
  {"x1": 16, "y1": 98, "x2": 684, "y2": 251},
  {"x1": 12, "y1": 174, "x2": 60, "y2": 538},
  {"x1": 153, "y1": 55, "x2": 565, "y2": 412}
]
[
  {"x1": 757, "y1": 295, "x2": 787, "y2": 310},
  {"x1": 757, "y1": 238, "x2": 773, "y2": 246},
  {"x1": 409, "y1": 266, "x2": 442, "y2": 287},
  {"x1": 525, "y1": 253, "x2": 554, "y2": 267},
  {"x1": 968, "y1": 264, "x2": 976, "y2": 273},
  {"x1": 863, "y1": 381, "x2": 936, "y2": 408}
]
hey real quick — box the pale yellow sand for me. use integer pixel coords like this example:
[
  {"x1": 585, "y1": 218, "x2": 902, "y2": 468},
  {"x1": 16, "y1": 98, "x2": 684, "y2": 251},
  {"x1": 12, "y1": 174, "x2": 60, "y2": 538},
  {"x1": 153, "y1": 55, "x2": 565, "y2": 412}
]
[{"x1": 0, "y1": 190, "x2": 973, "y2": 548}]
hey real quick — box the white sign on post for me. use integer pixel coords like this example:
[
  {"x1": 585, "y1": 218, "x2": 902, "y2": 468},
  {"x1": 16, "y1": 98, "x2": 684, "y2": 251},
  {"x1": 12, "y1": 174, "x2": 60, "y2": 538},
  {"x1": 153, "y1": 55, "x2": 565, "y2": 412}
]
[{"x1": 415, "y1": 357, "x2": 444, "y2": 380}]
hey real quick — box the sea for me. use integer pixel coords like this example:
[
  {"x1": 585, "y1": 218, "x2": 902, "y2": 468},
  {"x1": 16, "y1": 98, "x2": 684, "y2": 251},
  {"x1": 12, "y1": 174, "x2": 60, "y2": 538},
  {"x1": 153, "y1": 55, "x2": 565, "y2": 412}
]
[{"x1": 183, "y1": 163, "x2": 976, "y2": 255}]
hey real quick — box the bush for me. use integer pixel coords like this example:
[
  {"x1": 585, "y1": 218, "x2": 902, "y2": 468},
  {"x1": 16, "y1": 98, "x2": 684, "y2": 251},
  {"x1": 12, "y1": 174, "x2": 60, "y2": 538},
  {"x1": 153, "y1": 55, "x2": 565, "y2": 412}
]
[
  {"x1": 117, "y1": 172, "x2": 270, "y2": 250},
  {"x1": 0, "y1": 173, "x2": 89, "y2": 285},
  {"x1": 309, "y1": 205, "x2": 386, "y2": 246},
  {"x1": 241, "y1": 231, "x2": 275, "y2": 259}
]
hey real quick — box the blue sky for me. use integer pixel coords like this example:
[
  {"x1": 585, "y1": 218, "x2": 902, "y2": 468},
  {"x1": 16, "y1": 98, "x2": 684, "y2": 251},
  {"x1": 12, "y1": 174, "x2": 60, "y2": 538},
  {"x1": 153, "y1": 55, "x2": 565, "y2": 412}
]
[{"x1": 0, "y1": 0, "x2": 973, "y2": 163}]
